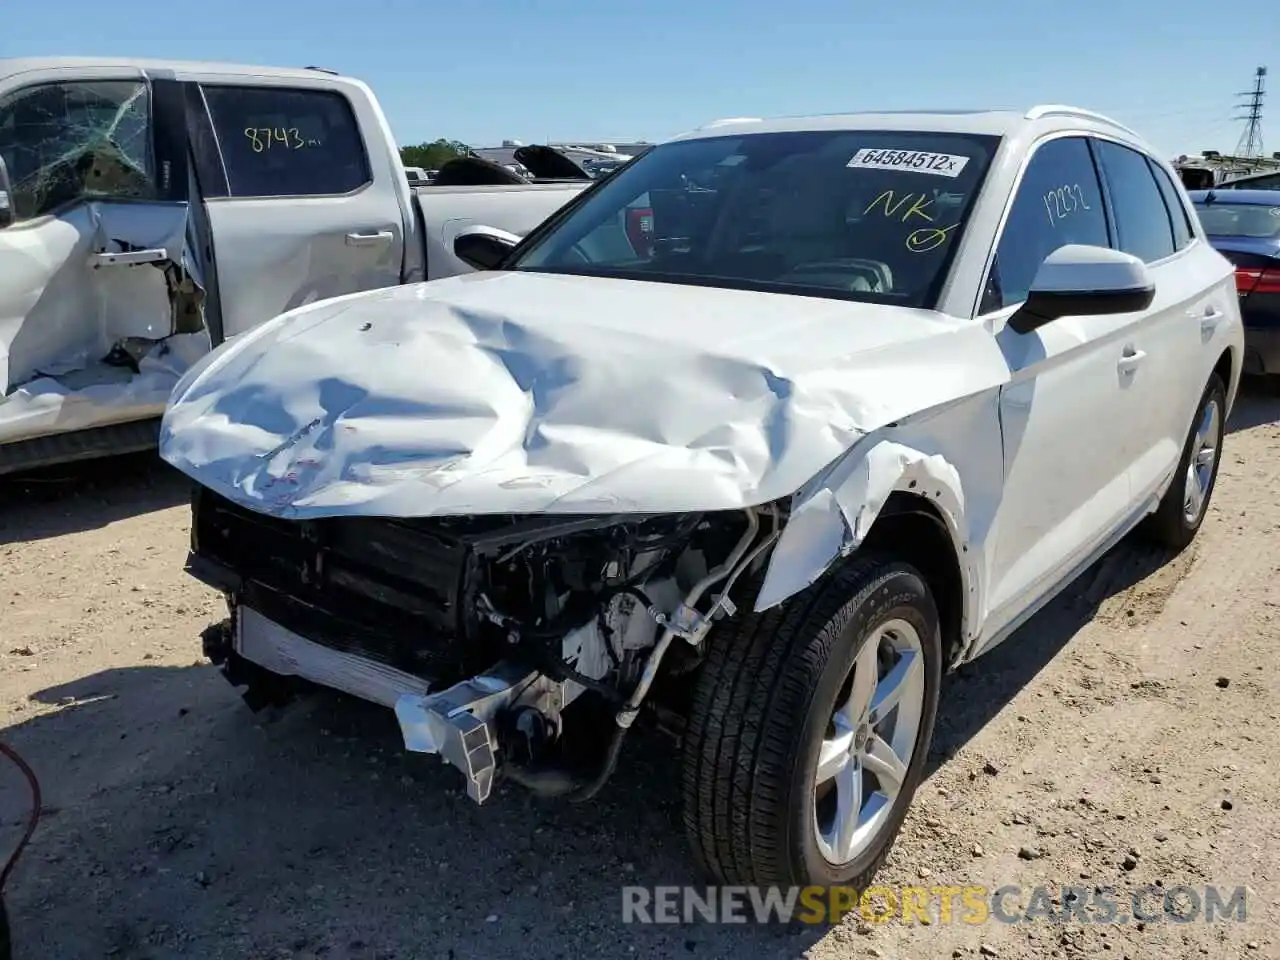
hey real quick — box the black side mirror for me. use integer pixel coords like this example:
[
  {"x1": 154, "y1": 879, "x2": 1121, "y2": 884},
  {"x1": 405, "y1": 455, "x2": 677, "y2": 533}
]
[
  {"x1": 453, "y1": 226, "x2": 520, "y2": 271},
  {"x1": 0, "y1": 155, "x2": 13, "y2": 230}
]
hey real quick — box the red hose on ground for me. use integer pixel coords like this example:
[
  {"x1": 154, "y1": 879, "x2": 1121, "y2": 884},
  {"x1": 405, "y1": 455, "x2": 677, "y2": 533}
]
[{"x1": 0, "y1": 741, "x2": 39, "y2": 891}]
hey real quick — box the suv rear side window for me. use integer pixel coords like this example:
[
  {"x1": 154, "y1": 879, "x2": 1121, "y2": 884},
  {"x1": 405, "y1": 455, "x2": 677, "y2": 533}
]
[
  {"x1": 1148, "y1": 158, "x2": 1194, "y2": 250},
  {"x1": 1093, "y1": 139, "x2": 1175, "y2": 263},
  {"x1": 202, "y1": 85, "x2": 370, "y2": 198},
  {"x1": 982, "y1": 136, "x2": 1109, "y2": 312}
]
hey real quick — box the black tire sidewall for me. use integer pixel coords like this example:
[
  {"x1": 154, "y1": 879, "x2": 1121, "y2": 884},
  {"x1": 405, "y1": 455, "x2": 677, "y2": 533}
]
[{"x1": 785, "y1": 564, "x2": 942, "y2": 886}]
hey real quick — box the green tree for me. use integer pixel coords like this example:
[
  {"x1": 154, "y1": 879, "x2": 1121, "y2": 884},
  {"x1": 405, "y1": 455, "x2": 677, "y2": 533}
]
[{"x1": 399, "y1": 139, "x2": 471, "y2": 170}]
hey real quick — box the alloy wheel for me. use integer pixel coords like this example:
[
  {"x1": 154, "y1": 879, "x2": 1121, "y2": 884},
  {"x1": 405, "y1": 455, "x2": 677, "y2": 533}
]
[
  {"x1": 813, "y1": 618, "x2": 926, "y2": 866},
  {"x1": 1183, "y1": 396, "x2": 1222, "y2": 525}
]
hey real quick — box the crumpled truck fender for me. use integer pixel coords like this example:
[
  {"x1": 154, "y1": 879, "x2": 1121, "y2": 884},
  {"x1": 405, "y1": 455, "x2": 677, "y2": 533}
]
[{"x1": 753, "y1": 391, "x2": 1005, "y2": 661}]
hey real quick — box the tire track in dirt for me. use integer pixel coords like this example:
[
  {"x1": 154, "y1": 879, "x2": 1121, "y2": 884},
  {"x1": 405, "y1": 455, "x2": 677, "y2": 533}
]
[{"x1": 1088, "y1": 541, "x2": 1200, "y2": 629}]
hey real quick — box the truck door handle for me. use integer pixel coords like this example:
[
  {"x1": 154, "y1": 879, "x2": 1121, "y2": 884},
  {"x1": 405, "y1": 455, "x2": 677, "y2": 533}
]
[
  {"x1": 345, "y1": 230, "x2": 394, "y2": 247},
  {"x1": 91, "y1": 248, "x2": 170, "y2": 268},
  {"x1": 1117, "y1": 348, "x2": 1147, "y2": 373}
]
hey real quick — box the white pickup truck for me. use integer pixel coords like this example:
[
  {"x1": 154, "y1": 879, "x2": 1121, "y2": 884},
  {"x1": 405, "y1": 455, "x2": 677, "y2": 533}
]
[{"x1": 0, "y1": 57, "x2": 589, "y2": 474}]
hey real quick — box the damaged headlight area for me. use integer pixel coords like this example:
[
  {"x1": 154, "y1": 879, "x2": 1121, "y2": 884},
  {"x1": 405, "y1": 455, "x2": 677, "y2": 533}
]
[{"x1": 188, "y1": 488, "x2": 779, "y2": 804}]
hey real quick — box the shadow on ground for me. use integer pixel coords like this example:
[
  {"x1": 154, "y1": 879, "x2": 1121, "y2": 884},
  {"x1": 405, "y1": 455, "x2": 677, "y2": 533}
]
[
  {"x1": 1227, "y1": 376, "x2": 1280, "y2": 434},
  {"x1": 0, "y1": 452, "x2": 191, "y2": 546},
  {"x1": 921, "y1": 376, "x2": 1280, "y2": 767},
  {"x1": 1, "y1": 663, "x2": 819, "y2": 960},
  {"x1": 926, "y1": 537, "x2": 1177, "y2": 776}
]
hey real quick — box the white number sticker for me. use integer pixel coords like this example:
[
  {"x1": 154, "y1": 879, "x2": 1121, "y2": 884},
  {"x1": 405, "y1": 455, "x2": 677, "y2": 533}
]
[{"x1": 846, "y1": 148, "x2": 970, "y2": 178}]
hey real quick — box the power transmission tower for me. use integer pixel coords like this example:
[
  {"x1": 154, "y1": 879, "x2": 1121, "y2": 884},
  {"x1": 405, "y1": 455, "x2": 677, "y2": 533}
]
[{"x1": 1234, "y1": 66, "x2": 1266, "y2": 157}]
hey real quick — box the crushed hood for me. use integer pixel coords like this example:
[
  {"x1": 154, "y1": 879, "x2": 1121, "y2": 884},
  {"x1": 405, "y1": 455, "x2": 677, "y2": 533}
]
[{"x1": 159, "y1": 271, "x2": 1011, "y2": 519}]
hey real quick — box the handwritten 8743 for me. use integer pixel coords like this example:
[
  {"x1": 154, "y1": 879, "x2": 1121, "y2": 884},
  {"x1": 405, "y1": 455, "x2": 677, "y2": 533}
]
[{"x1": 243, "y1": 127, "x2": 323, "y2": 153}]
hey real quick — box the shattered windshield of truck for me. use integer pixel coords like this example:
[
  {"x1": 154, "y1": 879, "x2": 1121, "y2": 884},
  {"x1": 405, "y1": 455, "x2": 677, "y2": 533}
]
[
  {"x1": 511, "y1": 129, "x2": 999, "y2": 308},
  {"x1": 0, "y1": 80, "x2": 155, "y2": 222}
]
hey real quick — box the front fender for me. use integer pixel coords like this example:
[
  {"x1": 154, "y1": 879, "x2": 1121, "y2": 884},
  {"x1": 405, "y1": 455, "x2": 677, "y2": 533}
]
[
  {"x1": 755, "y1": 438, "x2": 967, "y2": 610},
  {"x1": 753, "y1": 391, "x2": 1005, "y2": 656}
]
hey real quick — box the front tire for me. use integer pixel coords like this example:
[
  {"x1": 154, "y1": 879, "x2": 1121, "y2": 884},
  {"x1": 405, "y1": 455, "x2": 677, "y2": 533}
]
[
  {"x1": 681, "y1": 556, "x2": 942, "y2": 887},
  {"x1": 1139, "y1": 372, "x2": 1227, "y2": 550}
]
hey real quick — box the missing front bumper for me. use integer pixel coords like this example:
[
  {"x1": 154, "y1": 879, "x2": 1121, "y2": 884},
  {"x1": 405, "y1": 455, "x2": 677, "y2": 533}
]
[
  {"x1": 235, "y1": 606, "x2": 432, "y2": 707},
  {"x1": 394, "y1": 661, "x2": 548, "y2": 804},
  {"x1": 228, "y1": 606, "x2": 548, "y2": 804}
]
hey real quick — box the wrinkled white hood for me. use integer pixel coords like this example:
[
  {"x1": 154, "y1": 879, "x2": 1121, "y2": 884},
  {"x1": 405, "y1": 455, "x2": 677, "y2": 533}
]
[{"x1": 159, "y1": 271, "x2": 1008, "y2": 518}]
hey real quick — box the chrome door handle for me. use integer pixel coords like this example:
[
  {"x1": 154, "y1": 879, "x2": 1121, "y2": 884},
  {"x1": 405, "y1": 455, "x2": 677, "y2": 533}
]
[
  {"x1": 1117, "y1": 349, "x2": 1147, "y2": 373},
  {"x1": 345, "y1": 230, "x2": 394, "y2": 247}
]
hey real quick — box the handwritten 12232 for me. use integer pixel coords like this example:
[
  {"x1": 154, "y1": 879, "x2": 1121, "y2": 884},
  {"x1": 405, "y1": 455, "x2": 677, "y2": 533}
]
[{"x1": 1044, "y1": 184, "x2": 1091, "y2": 226}]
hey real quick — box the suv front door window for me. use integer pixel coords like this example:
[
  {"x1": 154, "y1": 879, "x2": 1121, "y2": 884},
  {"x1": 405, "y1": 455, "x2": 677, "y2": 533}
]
[{"x1": 980, "y1": 135, "x2": 1109, "y2": 313}]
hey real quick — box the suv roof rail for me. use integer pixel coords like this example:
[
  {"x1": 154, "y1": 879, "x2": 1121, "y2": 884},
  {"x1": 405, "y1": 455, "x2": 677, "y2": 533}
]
[
  {"x1": 698, "y1": 117, "x2": 763, "y2": 129},
  {"x1": 1024, "y1": 104, "x2": 1139, "y2": 138},
  {"x1": 304, "y1": 65, "x2": 339, "y2": 75}
]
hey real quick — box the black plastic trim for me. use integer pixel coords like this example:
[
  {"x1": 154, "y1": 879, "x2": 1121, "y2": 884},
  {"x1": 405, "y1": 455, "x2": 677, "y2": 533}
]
[
  {"x1": 1009, "y1": 285, "x2": 1156, "y2": 334},
  {"x1": 0, "y1": 418, "x2": 160, "y2": 476}
]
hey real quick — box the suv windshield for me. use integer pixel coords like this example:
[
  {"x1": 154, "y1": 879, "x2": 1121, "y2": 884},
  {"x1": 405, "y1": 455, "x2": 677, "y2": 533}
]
[
  {"x1": 511, "y1": 129, "x2": 999, "y2": 308},
  {"x1": 1194, "y1": 201, "x2": 1280, "y2": 239}
]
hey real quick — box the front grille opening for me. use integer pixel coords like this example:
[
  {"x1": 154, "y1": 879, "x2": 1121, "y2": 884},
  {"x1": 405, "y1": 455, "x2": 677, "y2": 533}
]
[{"x1": 192, "y1": 490, "x2": 485, "y2": 681}]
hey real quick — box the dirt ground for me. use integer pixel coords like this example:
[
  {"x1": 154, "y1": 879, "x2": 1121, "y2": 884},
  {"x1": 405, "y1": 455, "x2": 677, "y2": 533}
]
[{"x1": 1, "y1": 385, "x2": 1278, "y2": 960}]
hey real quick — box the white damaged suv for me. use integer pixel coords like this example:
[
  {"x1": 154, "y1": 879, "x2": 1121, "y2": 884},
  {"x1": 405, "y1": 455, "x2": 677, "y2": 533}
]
[{"x1": 160, "y1": 106, "x2": 1243, "y2": 888}]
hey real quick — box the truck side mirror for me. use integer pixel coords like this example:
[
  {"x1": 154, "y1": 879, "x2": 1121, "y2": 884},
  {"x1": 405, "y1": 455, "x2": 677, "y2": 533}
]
[
  {"x1": 453, "y1": 225, "x2": 520, "y2": 271},
  {"x1": 0, "y1": 155, "x2": 13, "y2": 230}
]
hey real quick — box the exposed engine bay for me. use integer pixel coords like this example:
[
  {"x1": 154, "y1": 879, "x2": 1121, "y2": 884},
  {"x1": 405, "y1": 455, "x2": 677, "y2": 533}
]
[{"x1": 189, "y1": 487, "x2": 781, "y2": 804}]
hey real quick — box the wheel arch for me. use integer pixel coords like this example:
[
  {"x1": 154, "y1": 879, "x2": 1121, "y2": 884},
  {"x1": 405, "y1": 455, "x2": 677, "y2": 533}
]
[
  {"x1": 1212, "y1": 345, "x2": 1237, "y2": 415},
  {"x1": 856, "y1": 493, "x2": 968, "y2": 665},
  {"x1": 753, "y1": 435, "x2": 982, "y2": 668}
]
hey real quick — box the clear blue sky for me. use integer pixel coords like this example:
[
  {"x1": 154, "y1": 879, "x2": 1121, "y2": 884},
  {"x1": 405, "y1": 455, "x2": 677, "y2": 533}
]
[{"x1": 6, "y1": 0, "x2": 1277, "y2": 157}]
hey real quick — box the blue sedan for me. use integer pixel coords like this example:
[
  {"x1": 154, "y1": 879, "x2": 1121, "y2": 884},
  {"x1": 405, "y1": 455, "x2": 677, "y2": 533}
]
[{"x1": 1189, "y1": 188, "x2": 1280, "y2": 376}]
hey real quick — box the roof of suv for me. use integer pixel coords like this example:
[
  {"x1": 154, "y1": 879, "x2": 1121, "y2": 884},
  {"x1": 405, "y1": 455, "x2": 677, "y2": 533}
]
[
  {"x1": 0, "y1": 56, "x2": 346, "y2": 84},
  {"x1": 669, "y1": 105, "x2": 1142, "y2": 145}
]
